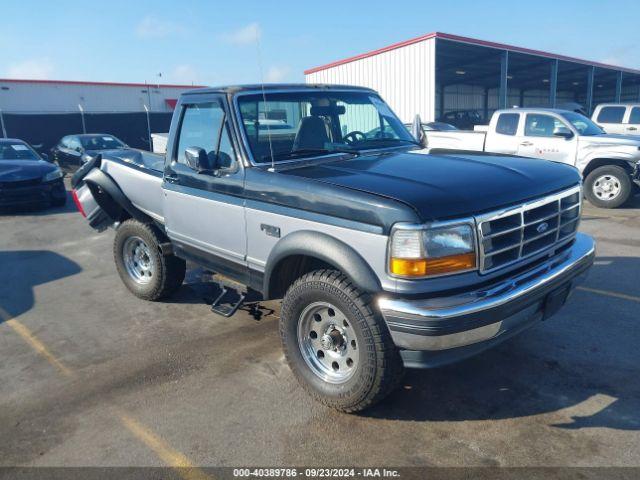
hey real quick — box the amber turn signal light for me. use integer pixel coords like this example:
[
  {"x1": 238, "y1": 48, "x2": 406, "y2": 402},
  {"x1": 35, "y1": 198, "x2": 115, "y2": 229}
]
[
  {"x1": 390, "y1": 258, "x2": 428, "y2": 276},
  {"x1": 390, "y1": 253, "x2": 476, "y2": 277},
  {"x1": 424, "y1": 252, "x2": 476, "y2": 276}
]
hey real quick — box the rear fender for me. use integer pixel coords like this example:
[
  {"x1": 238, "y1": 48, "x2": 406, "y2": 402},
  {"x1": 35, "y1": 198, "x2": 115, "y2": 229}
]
[
  {"x1": 72, "y1": 182, "x2": 112, "y2": 231},
  {"x1": 82, "y1": 168, "x2": 152, "y2": 225},
  {"x1": 71, "y1": 154, "x2": 102, "y2": 189}
]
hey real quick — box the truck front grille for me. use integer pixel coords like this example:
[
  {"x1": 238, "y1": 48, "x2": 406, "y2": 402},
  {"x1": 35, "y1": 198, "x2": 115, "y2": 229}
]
[{"x1": 476, "y1": 185, "x2": 582, "y2": 273}]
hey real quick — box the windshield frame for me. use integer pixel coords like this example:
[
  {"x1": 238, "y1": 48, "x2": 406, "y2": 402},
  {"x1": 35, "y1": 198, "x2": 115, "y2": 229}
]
[
  {"x1": 232, "y1": 88, "x2": 419, "y2": 167},
  {"x1": 0, "y1": 140, "x2": 42, "y2": 161}
]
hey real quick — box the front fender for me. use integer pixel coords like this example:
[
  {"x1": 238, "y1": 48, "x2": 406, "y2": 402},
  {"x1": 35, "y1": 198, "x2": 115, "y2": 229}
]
[
  {"x1": 577, "y1": 149, "x2": 640, "y2": 172},
  {"x1": 263, "y1": 230, "x2": 382, "y2": 299}
]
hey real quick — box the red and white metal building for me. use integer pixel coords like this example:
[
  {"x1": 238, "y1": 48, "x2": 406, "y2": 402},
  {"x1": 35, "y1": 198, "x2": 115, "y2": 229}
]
[
  {"x1": 0, "y1": 78, "x2": 203, "y2": 113},
  {"x1": 304, "y1": 32, "x2": 640, "y2": 124}
]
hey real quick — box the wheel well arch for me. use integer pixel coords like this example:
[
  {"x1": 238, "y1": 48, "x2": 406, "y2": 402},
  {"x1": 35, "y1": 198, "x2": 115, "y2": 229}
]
[
  {"x1": 583, "y1": 158, "x2": 634, "y2": 179},
  {"x1": 266, "y1": 255, "x2": 335, "y2": 300},
  {"x1": 262, "y1": 231, "x2": 382, "y2": 300}
]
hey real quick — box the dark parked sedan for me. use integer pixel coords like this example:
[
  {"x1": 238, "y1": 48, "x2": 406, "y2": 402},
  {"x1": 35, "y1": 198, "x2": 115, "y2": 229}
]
[
  {"x1": 50, "y1": 134, "x2": 128, "y2": 169},
  {"x1": 0, "y1": 139, "x2": 66, "y2": 208}
]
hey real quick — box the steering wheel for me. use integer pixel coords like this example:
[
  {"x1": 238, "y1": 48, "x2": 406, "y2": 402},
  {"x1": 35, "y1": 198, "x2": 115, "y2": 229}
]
[{"x1": 343, "y1": 131, "x2": 367, "y2": 144}]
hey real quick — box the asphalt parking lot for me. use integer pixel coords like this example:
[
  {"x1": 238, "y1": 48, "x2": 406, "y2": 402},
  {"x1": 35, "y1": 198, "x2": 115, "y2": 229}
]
[{"x1": 1, "y1": 182, "x2": 639, "y2": 470}]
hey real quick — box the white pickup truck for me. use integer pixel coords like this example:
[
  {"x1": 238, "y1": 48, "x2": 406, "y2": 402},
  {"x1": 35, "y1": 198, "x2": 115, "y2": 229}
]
[
  {"x1": 592, "y1": 104, "x2": 640, "y2": 136},
  {"x1": 422, "y1": 108, "x2": 640, "y2": 208}
]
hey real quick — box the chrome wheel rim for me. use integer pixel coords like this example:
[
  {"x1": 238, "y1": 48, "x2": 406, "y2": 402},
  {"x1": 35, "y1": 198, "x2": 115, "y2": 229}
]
[
  {"x1": 123, "y1": 236, "x2": 154, "y2": 284},
  {"x1": 593, "y1": 175, "x2": 621, "y2": 201},
  {"x1": 297, "y1": 301, "x2": 359, "y2": 384}
]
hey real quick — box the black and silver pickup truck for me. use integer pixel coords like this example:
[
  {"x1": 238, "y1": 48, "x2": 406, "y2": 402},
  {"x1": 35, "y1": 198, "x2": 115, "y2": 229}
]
[{"x1": 72, "y1": 84, "x2": 595, "y2": 412}]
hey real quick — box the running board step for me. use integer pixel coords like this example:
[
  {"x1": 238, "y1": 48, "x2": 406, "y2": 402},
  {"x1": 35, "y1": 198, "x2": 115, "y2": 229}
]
[{"x1": 210, "y1": 285, "x2": 246, "y2": 318}]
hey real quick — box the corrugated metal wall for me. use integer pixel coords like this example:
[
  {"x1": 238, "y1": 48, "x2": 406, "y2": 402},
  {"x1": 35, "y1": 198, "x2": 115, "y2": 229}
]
[
  {"x1": 0, "y1": 81, "x2": 195, "y2": 113},
  {"x1": 339, "y1": 103, "x2": 383, "y2": 134},
  {"x1": 305, "y1": 38, "x2": 435, "y2": 123}
]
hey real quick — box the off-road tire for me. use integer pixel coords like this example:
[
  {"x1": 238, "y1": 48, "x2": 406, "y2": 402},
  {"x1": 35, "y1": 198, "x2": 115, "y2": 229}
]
[
  {"x1": 584, "y1": 165, "x2": 632, "y2": 209},
  {"x1": 280, "y1": 269, "x2": 404, "y2": 413},
  {"x1": 114, "y1": 219, "x2": 186, "y2": 301}
]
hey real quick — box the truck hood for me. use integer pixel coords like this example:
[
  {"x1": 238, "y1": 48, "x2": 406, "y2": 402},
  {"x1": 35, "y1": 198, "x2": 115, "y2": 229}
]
[
  {"x1": 282, "y1": 150, "x2": 581, "y2": 221},
  {"x1": 578, "y1": 134, "x2": 640, "y2": 148},
  {"x1": 0, "y1": 160, "x2": 57, "y2": 182}
]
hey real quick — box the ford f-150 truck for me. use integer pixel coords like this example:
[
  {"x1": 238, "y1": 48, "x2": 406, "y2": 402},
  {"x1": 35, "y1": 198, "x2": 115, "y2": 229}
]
[
  {"x1": 423, "y1": 108, "x2": 640, "y2": 209},
  {"x1": 72, "y1": 84, "x2": 595, "y2": 412}
]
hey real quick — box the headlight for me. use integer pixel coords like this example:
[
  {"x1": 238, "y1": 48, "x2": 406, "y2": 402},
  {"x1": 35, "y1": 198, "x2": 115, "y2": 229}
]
[
  {"x1": 43, "y1": 169, "x2": 63, "y2": 182},
  {"x1": 388, "y1": 222, "x2": 477, "y2": 278}
]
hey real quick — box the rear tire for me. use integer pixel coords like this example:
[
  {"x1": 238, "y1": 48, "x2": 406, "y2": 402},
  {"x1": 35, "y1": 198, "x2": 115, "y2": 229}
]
[
  {"x1": 279, "y1": 269, "x2": 403, "y2": 413},
  {"x1": 114, "y1": 219, "x2": 186, "y2": 301},
  {"x1": 584, "y1": 165, "x2": 632, "y2": 209}
]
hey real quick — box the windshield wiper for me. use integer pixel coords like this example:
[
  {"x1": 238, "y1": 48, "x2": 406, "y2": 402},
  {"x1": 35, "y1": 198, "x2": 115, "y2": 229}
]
[
  {"x1": 261, "y1": 147, "x2": 357, "y2": 162},
  {"x1": 355, "y1": 138, "x2": 421, "y2": 147}
]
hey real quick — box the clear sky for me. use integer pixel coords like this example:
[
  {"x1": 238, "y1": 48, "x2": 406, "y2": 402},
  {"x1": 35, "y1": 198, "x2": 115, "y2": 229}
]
[{"x1": 1, "y1": 0, "x2": 639, "y2": 86}]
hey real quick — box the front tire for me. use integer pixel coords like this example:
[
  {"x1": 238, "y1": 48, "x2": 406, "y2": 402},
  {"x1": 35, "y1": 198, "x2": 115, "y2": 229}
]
[
  {"x1": 584, "y1": 165, "x2": 632, "y2": 209},
  {"x1": 279, "y1": 270, "x2": 403, "y2": 413},
  {"x1": 114, "y1": 219, "x2": 186, "y2": 301}
]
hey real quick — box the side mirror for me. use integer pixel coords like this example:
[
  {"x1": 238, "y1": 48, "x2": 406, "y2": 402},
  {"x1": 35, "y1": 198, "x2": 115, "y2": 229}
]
[
  {"x1": 184, "y1": 146, "x2": 211, "y2": 172},
  {"x1": 41, "y1": 153, "x2": 50, "y2": 161},
  {"x1": 554, "y1": 130, "x2": 574, "y2": 140},
  {"x1": 411, "y1": 114, "x2": 427, "y2": 147}
]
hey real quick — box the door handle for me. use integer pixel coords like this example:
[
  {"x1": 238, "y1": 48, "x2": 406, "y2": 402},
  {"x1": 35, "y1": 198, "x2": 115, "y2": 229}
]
[
  {"x1": 520, "y1": 141, "x2": 533, "y2": 146},
  {"x1": 627, "y1": 127, "x2": 637, "y2": 131},
  {"x1": 164, "y1": 174, "x2": 179, "y2": 183}
]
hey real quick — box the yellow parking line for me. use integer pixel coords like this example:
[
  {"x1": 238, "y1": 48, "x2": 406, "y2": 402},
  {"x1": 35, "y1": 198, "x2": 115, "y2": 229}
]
[
  {"x1": 0, "y1": 305, "x2": 75, "y2": 378},
  {"x1": 118, "y1": 411, "x2": 212, "y2": 480},
  {"x1": 577, "y1": 286, "x2": 640, "y2": 303},
  {"x1": 6, "y1": 319, "x2": 75, "y2": 377},
  {"x1": 0, "y1": 307, "x2": 210, "y2": 478}
]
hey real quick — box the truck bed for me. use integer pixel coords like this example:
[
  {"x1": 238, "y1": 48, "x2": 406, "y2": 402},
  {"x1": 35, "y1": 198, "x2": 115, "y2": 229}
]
[{"x1": 100, "y1": 149, "x2": 166, "y2": 223}]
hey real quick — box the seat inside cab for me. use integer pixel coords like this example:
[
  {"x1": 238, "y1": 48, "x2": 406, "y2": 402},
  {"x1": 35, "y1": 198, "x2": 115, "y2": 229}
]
[{"x1": 241, "y1": 98, "x2": 343, "y2": 161}]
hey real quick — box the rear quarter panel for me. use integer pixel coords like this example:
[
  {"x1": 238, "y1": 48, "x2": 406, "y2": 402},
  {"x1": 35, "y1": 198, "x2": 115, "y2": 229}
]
[{"x1": 101, "y1": 160, "x2": 165, "y2": 223}]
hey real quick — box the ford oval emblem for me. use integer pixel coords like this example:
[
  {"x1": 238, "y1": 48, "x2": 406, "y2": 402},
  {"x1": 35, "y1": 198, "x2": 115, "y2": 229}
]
[{"x1": 536, "y1": 222, "x2": 549, "y2": 234}]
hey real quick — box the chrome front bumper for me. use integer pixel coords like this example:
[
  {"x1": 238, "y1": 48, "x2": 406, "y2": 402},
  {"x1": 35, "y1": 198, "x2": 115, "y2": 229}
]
[{"x1": 378, "y1": 233, "x2": 595, "y2": 367}]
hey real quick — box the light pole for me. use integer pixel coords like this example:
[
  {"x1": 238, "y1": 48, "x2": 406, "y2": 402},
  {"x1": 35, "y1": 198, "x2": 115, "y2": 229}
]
[
  {"x1": 0, "y1": 109, "x2": 6, "y2": 138},
  {"x1": 78, "y1": 104, "x2": 86, "y2": 134},
  {"x1": 143, "y1": 104, "x2": 152, "y2": 152}
]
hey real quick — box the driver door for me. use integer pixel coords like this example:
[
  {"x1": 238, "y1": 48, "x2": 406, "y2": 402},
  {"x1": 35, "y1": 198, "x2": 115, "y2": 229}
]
[
  {"x1": 162, "y1": 95, "x2": 248, "y2": 280},
  {"x1": 517, "y1": 113, "x2": 577, "y2": 166}
]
